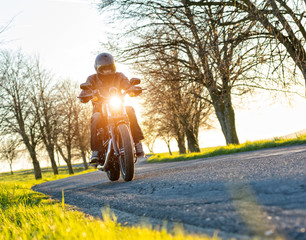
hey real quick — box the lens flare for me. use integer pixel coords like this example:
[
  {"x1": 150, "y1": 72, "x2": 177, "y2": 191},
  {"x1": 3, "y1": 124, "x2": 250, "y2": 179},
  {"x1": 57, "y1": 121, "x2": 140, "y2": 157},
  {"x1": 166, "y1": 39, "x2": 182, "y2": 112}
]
[{"x1": 109, "y1": 96, "x2": 122, "y2": 110}]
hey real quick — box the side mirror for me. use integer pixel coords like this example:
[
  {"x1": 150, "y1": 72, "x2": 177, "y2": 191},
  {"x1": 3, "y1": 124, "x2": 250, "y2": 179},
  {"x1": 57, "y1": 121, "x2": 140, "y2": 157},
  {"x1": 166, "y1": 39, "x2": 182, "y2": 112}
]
[
  {"x1": 80, "y1": 83, "x2": 92, "y2": 90},
  {"x1": 130, "y1": 78, "x2": 141, "y2": 85}
]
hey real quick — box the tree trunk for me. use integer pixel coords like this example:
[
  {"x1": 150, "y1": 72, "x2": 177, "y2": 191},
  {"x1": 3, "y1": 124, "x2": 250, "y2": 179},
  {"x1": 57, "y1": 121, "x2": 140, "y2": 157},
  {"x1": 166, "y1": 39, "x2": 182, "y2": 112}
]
[
  {"x1": 80, "y1": 148, "x2": 88, "y2": 170},
  {"x1": 180, "y1": 117, "x2": 200, "y2": 153},
  {"x1": 177, "y1": 116, "x2": 200, "y2": 153},
  {"x1": 185, "y1": 128, "x2": 200, "y2": 153},
  {"x1": 146, "y1": 143, "x2": 154, "y2": 154},
  {"x1": 165, "y1": 141, "x2": 172, "y2": 155},
  {"x1": 177, "y1": 139, "x2": 186, "y2": 155},
  {"x1": 23, "y1": 144, "x2": 42, "y2": 179},
  {"x1": 29, "y1": 149, "x2": 42, "y2": 179},
  {"x1": 302, "y1": 68, "x2": 306, "y2": 94},
  {"x1": 9, "y1": 163, "x2": 13, "y2": 175},
  {"x1": 46, "y1": 147, "x2": 59, "y2": 175},
  {"x1": 33, "y1": 160, "x2": 42, "y2": 179},
  {"x1": 67, "y1": 147, "x2": 74, "y2": 174},
  {"x1": 175, "y1": 126, "x2": 186, "y2": 154},
  {"x1": 56, "y1": 149, "x2": 61, "y2": 166},
  {"x1": 211, "y1": 91, "x2": 239, "y2": 145},
  {"x1": 23, "y1": 141, "x2": 42, "y2": 179},
  {"x1": 61, "y1": 156, "x2": 74, "y2": 175},
  {"x1": 57, "y1": 144, "x2": 74, "y2": 175},
  {"x1": 67, "y1": 160, "x2": 74, "y2": 175}
]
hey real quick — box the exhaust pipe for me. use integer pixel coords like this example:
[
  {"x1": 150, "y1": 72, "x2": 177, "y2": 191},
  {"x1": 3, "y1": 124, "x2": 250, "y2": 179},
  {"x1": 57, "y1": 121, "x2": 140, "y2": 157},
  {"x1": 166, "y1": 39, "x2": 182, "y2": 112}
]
[{"x1": 97, "y1": 140, "x2": 112, "y2": 171}]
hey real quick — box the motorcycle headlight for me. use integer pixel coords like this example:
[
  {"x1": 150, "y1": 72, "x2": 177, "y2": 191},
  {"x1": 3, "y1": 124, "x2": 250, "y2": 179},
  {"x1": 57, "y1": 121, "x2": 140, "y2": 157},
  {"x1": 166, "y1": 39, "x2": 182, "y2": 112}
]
[{"x1": 109, "y1": 96, "x2": 123, "y2": 110}]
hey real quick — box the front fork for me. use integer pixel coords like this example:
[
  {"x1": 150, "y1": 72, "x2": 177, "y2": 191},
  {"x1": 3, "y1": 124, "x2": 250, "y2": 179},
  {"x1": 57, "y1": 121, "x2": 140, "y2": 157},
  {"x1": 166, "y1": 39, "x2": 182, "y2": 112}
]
[
  {"x1": 97, "y1": 124, "x2": 118, "y2": 171},
  {"x1": 110, "y1": 125, "x2": 120, "y2": 157},
  {"x1": 97, "y1": 121, "x2": 137, "y2": 171},
  {"x1": 111, "y1": 122, "x2": 138, "y2": 163},
  {"x1": 98, "y1": 123, "x2": 130, "y2": 171}
]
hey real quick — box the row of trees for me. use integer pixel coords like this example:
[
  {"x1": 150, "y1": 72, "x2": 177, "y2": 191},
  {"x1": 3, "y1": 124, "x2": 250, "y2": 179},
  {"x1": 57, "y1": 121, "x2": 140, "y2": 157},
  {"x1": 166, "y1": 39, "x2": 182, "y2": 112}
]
[
  {"x1": 98, "y1": 0, "x2": 305, "y2": 152},
  {"x1": 0, "y1": 51, "x2": 91, "y2": 179}
]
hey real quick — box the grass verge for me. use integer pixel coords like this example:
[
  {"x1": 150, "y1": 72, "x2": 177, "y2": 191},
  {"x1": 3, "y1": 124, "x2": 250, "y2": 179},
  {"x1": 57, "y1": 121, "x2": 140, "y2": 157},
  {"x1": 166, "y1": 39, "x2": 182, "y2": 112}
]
[
  {"x1": 0, "y1": 168, "x2": 218, "y2": 240},
  {"x1": 147, "y1": 134, "x2": 306, "y2": 163},
  {"x1": 0, "y1": 166, "x2": 96, "y2": 185}
]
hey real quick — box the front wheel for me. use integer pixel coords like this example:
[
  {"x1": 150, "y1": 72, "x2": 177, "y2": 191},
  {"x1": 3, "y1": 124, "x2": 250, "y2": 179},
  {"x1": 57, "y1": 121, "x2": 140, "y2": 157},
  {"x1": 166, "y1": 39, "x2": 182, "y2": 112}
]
[
  {"x1": 117, "y1": 124, "x2": 135, "y2": 181},
  {"x1": 106, "y1": 156, "x2": 120, "y2": 181}
]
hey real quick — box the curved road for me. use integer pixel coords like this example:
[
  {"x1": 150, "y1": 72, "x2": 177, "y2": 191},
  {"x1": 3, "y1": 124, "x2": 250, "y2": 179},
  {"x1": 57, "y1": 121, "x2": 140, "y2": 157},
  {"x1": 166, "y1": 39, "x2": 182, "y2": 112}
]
[{"x1": 33, "y1": 145, "x2": 306, "y2": 240}]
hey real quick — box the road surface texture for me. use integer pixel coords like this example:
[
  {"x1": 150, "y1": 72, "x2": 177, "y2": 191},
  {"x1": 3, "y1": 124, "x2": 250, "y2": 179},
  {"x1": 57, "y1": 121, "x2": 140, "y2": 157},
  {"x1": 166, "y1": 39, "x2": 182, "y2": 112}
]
[{"x1": 33, "y1": 144, "x2": 306, "y2": 240}]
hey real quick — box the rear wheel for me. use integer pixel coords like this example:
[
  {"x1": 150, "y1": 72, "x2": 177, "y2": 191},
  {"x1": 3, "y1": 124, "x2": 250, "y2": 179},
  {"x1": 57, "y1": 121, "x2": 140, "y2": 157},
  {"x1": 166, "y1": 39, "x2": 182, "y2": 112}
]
[{"x1": 117, "y1": 124, "x2": 135, "y2": 181}]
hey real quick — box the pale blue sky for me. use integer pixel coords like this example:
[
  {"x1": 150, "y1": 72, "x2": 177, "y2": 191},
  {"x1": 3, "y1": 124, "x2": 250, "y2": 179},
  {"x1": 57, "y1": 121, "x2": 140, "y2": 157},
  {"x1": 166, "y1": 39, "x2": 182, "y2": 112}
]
[{"x1": 0, "y1": 0, "x2": 119, "y2": 83}]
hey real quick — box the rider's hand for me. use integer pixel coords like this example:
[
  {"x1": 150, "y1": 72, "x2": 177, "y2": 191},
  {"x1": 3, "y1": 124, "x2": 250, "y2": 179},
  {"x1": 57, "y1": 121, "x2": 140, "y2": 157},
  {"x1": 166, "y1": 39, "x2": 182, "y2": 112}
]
[{"x1": 128, "y1": 86, "x2": 142, "y2": 97}]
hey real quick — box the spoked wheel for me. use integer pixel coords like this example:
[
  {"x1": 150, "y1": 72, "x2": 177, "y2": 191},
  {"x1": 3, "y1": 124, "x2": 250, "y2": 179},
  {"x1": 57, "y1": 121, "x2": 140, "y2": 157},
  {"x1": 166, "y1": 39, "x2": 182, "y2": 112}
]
[
  {"x1": 106, "y1": 157, "x2": 120, "y2": 181},
  {"x1": 117, "y1": 124, "x2": 135, "y2": 181}
]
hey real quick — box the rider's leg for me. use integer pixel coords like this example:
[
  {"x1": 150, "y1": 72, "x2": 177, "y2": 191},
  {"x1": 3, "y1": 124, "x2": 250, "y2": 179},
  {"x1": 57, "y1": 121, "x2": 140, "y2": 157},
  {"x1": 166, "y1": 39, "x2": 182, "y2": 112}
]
[
  {"x1": 90, "y1": 112, "x2": 104, "y2": 162},
  {"x1": 125, "y1": 106, "x2": 145, "y2": 157}
]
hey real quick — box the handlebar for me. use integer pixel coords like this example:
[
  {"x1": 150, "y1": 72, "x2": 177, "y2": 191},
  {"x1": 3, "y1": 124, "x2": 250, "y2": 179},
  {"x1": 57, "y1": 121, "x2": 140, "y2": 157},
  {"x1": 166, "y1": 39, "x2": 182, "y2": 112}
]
[{"x1": 90, "y1": 86, "x2": 144, "y2": 102}]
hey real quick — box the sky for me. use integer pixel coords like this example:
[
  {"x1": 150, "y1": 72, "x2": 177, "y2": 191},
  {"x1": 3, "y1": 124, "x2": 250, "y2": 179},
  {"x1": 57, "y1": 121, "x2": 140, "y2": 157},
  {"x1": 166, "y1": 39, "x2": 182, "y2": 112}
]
[
  {"x1": 0, "y1": 0, "x2": 125, "y2": 83},
  {"x1": 0, "y1": 0, "x2": 305, "y2": 172}
]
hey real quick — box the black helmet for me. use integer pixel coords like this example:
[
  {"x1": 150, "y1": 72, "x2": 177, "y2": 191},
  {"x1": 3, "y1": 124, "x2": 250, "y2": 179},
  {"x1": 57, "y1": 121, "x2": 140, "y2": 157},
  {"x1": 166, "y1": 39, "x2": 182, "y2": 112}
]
[{"x1": 94, "y1": 52, "x2": 116, "y2": 74}]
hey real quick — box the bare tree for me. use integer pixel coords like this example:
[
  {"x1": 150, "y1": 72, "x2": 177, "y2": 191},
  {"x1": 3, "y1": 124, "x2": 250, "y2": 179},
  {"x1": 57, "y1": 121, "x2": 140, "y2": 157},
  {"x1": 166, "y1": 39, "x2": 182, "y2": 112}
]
[
  {"x1": 28, "y1": 59, "x2": 59, "y2": 175},
  {"x1": 172, "y1": 118, "x2": 187, "y2": 154},
  {"x1": 186, "y1": 0, "x2": 306, "y2": 88},
  {"x1": 140, "y1": 63, "x2": 211, "y2": 153},
  {"x1": 97, "y1": 0, "x2": 275, "y2": 145},
  {"x1": 0, "y1": 51, "x2": 42, "y2": 179},
  {"x1": 142, "y1": 110, "x2": 177, "y2": 155},
  {"x1": 0, "y1": 137, "x2": 20, "y2": 175},
  {"x1": 141, "y1": 116, "x2": 158, "y2": 154},
  {"x1": 73, "y1": 95, "x2": 91, "y2": 170},
  {"x1": 55, "y1": 80, "x2": 86, "y2": 174},
  {"x1": 158, "y1": 120, "x2": 174, "y2": 155},
  {"x1": 117, "y1": 30, "x2": 212, "y2": 152}
]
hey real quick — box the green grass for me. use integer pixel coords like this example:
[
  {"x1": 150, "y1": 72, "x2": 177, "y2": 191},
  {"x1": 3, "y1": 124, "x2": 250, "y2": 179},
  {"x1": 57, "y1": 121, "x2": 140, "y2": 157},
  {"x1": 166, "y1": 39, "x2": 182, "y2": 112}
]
[
  {"x1": 0, "y1": 167, "x2": 218, "y2": 240},
  {"x1": 147, "y1": 134, "x2": 306, "y2": 163},
  {"x1": 0, "y1": 166, "x2": 96, "y2": 185}
]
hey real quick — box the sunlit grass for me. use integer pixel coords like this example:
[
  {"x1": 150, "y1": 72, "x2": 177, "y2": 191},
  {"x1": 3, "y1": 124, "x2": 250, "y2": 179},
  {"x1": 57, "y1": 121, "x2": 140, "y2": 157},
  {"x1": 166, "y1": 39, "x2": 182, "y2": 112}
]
[
  {"x1": 0, "y1": 168, "x2": 218, "y2": 240},
  {"x1": 148, "y1": 134, "x2": 306, "y2": 163},
  {"x1": 0, "y1": 166, "x2": 96, "y2": 187}
]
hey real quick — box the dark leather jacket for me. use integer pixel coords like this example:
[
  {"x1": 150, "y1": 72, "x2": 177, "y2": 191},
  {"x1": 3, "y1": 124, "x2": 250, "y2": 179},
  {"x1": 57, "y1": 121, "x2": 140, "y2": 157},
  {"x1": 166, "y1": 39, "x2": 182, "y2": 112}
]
[{"x1": 79, "y1": 72, "x2": 131, "y2": 104}]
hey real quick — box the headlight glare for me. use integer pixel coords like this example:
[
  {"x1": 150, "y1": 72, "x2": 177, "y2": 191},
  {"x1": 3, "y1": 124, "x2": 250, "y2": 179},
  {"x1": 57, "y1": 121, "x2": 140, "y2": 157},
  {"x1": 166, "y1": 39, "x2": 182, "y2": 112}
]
[{"x1": 109, "y1": 96, "x2": 122, "y2": 110}]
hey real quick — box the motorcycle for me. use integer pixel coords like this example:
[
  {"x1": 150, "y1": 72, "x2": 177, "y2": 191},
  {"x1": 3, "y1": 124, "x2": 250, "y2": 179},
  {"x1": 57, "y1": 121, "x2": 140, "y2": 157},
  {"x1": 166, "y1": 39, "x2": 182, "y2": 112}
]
[{"x1": 80, "y1": 78, "x2": 142, "y2": 182}]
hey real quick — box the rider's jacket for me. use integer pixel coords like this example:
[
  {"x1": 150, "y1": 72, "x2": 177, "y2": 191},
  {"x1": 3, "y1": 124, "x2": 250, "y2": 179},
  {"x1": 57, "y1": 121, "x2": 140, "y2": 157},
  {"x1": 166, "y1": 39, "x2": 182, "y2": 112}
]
[
  {"x1": 79, "y1": 72, "x2": 145, "y2": 143},
  {"x1": 78, "y1": 72, "x2": 131, "y2": 104}
]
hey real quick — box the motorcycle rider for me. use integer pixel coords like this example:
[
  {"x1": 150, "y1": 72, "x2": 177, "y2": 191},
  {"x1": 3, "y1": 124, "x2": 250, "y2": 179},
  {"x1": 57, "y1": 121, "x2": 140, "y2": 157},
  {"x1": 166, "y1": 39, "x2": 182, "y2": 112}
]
[{"x1": 78, "y1": 52, "x2": 145, "y2": 163}]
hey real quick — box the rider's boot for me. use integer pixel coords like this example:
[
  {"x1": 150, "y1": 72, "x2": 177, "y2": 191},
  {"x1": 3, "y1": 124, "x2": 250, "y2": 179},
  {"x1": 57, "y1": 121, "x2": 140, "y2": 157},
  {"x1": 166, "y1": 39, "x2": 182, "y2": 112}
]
[
  {"x1": 135, "y1": 142, "x2": 145, "y2": 157},
  {"x1": 90, "y1": 151, "x2": 99, "y2": 164}
]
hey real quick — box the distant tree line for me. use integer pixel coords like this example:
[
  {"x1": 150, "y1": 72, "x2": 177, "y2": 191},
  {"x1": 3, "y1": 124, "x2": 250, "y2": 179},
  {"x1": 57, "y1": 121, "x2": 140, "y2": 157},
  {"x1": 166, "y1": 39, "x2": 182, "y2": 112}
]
[
  {"x1": 0, "y1": 51, "x2": 91, "y2": 179},
  {"x1": 97, "y1": 0, "x2": 305, "y2": 152}
]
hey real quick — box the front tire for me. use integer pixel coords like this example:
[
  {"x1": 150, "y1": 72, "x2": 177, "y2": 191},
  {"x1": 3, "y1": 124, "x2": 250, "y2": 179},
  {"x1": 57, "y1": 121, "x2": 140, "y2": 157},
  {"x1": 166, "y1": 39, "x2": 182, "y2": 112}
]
[
  {"x1": 106, "y1": 157, "x2": 120, "y2": 181},
  {"x1": 117, "y1": 124, "x2": 135, "y2": 181}
]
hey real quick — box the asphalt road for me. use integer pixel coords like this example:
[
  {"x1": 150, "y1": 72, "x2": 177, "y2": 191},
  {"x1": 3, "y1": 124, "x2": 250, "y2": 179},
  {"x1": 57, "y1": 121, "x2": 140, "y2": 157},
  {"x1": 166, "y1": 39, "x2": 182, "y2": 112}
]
[{"x1": 33, "y1": 144, "x2": 306, "y2": 240}]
